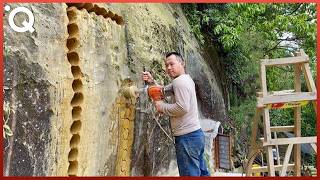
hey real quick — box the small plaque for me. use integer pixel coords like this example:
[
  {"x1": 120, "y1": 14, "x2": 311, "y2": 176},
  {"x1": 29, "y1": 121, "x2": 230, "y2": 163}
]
[{"x1": 215, "y1": 134, "x2": 231, "y2": 169}]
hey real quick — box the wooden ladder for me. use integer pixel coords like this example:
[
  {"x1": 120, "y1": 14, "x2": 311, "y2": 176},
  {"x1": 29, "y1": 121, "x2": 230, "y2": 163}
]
[{"x1": 246, "y1": 49, "x2": 317, "y2": 176}]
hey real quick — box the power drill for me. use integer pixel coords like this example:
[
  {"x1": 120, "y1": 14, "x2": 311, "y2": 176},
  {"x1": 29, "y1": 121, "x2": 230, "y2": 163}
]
[{"x1": 143, "y1": 66, "x2": 164, "y2": 101}]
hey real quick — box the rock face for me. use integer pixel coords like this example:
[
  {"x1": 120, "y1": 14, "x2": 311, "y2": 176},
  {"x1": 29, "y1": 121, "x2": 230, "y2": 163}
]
[{"x1": 3, "y1": 3, "x2": 226, "y2": 176}]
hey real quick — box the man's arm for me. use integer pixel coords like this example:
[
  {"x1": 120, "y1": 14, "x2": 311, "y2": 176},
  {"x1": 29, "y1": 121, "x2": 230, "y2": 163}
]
[{"x1": 158, "y1": 80, "x2": 190, "y2": 117}]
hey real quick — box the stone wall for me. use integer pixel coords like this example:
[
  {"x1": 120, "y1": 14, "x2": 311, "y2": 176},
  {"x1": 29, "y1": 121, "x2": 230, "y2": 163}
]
[{"x1": 3, "y1": 3, "x2": 226, "y2": 176}]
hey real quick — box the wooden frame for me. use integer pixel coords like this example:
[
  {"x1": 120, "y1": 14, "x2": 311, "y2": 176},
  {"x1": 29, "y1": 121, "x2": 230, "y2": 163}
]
[
  {"x1": 256, "y1": 92, "x2": 316, "y2": 108},
  {"x1": 262, "y1": 137, "x2": 317, "y2": 146},
  {"x1": 261, "y1": 56, "x2": 308, "y2": 66},
  {"x1": 246, "y1": 49, "x2": 317, "y2": 177}
]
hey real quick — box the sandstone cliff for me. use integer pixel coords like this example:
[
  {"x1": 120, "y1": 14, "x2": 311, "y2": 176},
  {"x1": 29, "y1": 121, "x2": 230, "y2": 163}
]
[{"x1": 3, "y1": 3, "x2": 226, "y2": 176}]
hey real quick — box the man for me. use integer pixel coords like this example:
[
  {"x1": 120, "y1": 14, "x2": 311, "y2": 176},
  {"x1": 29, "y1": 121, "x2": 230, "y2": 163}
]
[{"x1": 142, "y1": 52, "x2": 210, "y2": 176}]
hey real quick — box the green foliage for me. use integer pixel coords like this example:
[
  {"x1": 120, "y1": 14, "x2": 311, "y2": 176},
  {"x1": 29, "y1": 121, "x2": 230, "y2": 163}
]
[
  {"x1": 269, "y1": 103, "x2": 316, "y2": 137},
  {"x1": 182, "y1": 3, "x2": 316, "y2": 97},
  {"x1": 301, "y1": 103, "x2": 316, "y2": 137},
  {"x1": 183, "y1": 3, "x2": 317, "y2": 167},
  {"x1": 229, "y1": 98, "x2": 256, "y2": 134}
]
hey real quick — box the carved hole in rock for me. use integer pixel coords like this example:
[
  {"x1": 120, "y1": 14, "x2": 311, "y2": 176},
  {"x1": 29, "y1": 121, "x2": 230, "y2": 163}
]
[
  {"x1": 70, "y1": 134, "x2": 80, "y2": 148},
  {"x1": 66, "y1": 4, "x2": 81, "y2": 177},
  {"x1": 115, "y1": 16, "x2": 124, "y2": 25},
  {"x1": 68, "y1": 3, "x2": 123, "y2": 25},
  {"x1": 83, "y1": 3, "x2": 94, "y2": 11},
  {"x1": 72, "y1": 79, "x2": 83, "y2": 92},
  {"x1": 67, "y1": 3, "x2": 85, "y2": 9},
  {"x1": 104, "y1": 11, "x2": 115, "y2": 18},
  {"x1": 68, "y1": 161, "x2": 78, "y2": 175},
  {"x1": 111, "y1": 14, "x2": 119, "y2": 21},
  {"x1": 67, "y1": 23, "x2": 79, "y2": 37},
  {"x1": 67, "y1": 9, "x2": 77, "y2": 22},
  {"x1": 65, "y1": 4, "x2": 125, "y2": 175},
  {"x1": 72, "y1": 106, "x2": 82, "y2": 119},
  {"x1": 67, "y1": 52, "x2": 80, "y2": 66},
  {"x1": 71, "y1": 66, "x2": 82, "y2": 79},
  {"x1": 75, "y1": 3, "x2": 85, "y2": 9},
  {"x1": 96, "y1": 7, "x2": 107, "y2": 16},
  {"x1": 88, "y1": 4, "x2": 99, "y2": 13},
  {"x1": 70, "y1": 120, "x2": 82, "y2": 134},
  {"x1": 71, "y1": 93, "x2": 84, "y2": 106},
  {"x1": 67, "y1": 38, "x2": 79, "y2": 51},
  {"x1": 68, "y1": 148, "x2": 79, "y2": 161}
]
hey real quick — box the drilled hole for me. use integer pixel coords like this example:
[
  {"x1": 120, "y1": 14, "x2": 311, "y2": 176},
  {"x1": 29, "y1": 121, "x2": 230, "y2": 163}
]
[
  {"x1": 96, "y1": 8, "x2": 107, "y2": 16},
  {"x1": 71, "y1": 66, "x2": 82, "y2": 79},
  {"x1": 67, "y1": 23, "x2": 79, "y2": 37},
  {"x1": 72, "y1": 3, "x2": 85, "y2": 9},
  {"x1": 67, "y1": 52, "x2": 80, "y2": 66},
  {"x1": 83, "y1": 3, "x2": 94, "y2": 11},
  {"x1": 115, "y1": 15, "x2": 124, "y2": 25},
  {"x1": 68, "y1": 161, "x2": 78, "y2": 175},
  {"x1": 67, "y1": 38, "x2": 79, "y2": 51},
  {"x1": 66, "y1": 3, "x2": 76, "y2": 6},
  {"x1": 104, "y1": 11, "x2": 115, "y2": 18},
  {"x1": 71, "y1": 93, "x2": 84, "y2": 106},
  {"x1": 111, "y1": 14, "x2": 117, "y2": 21},
  {"x1": 76, "y1": 3, "x2": 85, "y2": 9},
  {"x1": 88, "y1": 4, "x2": 99, "y2": 13},
  {"x1": 66, "y1": 3, "x2": 83, "y2": 8},
  {"x1": 68, "y1": 148, "x2": 79, "y2": 161},
  {"x1": 70, "y1": 134, "x2": 80, "y2": 148},
  {"x1": 72, "y1": 79, "x2": 83, "y2": 92},
  {"x1": 67, "y1": 8, "x2": 77, "y2": 22},
  {"x1": 72, "y1": 106, "x2": 82, "y2": 119},
  {"x1": 70, "y1": 120, "x2": 82, "y2": 134}
]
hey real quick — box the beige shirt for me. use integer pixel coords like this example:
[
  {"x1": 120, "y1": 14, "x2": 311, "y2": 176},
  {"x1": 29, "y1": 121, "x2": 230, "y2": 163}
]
[{"x1": 159, "y1": 74, "x2": 201, "y2": 136}]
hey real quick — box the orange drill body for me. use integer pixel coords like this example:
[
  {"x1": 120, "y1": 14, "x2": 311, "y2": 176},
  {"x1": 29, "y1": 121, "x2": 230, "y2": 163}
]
[{"x1": 147, "y1": 85, "x2": 164, "y2": 101}]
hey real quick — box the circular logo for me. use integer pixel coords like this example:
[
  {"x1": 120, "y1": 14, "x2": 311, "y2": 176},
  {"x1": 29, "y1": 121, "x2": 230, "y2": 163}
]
[{"x1": 5, "y1": 5, "x2": 35, "y2": 33}]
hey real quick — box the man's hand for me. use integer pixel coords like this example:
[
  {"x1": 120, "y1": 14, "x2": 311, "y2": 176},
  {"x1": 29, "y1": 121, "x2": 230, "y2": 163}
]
[
  {"x1": 154, "y1": 100, "x2": 164, "y2": 113},
  {"x1": 142, "y1": 71, "x2": 154, "y2": 84}
]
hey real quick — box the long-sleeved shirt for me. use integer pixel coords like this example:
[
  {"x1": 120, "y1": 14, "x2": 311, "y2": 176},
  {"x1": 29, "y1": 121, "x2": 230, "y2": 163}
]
[{"x1": 159, "y1": 74, "x2": 201, "y2": 136}]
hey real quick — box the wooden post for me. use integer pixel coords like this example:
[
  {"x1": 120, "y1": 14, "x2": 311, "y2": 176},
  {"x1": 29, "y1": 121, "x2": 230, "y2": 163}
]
[
  {"x1": 260, "y1": 63, "x2": 267, "y2": 96},
  {"x1": 301, "y1": 63, "x2": 317, "y2": 112},
  {"x1": 263, "y1": 109, "x2": 272, "y2": 142},
  {"x1": 280, "y1": 144, "x2": 294, "y2": 176},
  {"x1": 294, "y1": 64, "x2": 302, "y2": 176},
  {"x1": 263, "y1": 109, "x2": 275, "y2": 176}
]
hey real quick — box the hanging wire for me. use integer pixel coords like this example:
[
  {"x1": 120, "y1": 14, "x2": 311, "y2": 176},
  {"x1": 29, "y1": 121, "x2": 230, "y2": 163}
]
[{"x1": 144, "y1": 100, "x2": 174, "y2": 143}]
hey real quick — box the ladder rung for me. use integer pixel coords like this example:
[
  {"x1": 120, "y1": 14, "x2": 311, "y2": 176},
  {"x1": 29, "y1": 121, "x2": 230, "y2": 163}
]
[
  {"x1": 251, "y1": 164, "x2": 295, "y2": 173},
  {"x1": 256, "y1": 90, "x2": 295, "y2": 98},
  {"x1": 261, "y1": 56, "x2": 308, "y2": 66},
  {"x1": 257, "y1": 92, "x2": 316, "y2": 107},
  {"x1": 270, "y1": 126, "x2": 294, "y2": 132},
  {"x1": 262, "y1": 137, "x2": 317, "y2": 146}
]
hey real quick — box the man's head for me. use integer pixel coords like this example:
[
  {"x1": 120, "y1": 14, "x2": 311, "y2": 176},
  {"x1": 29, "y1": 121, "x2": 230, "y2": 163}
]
[{"x1": 165, "y1": 52, "x2": 185, "y2": 78}]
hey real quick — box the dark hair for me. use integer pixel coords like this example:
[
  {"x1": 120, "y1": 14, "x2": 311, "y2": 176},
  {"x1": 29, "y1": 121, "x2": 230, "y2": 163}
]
[{"x1": 165, "y1": 51, "x2": 184, "y2": 62}]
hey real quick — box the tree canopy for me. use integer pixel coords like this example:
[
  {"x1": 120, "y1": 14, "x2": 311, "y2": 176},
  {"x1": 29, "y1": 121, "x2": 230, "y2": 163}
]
[{"x1": 183, "y1": 3, "x2": 316, "y2": 95}]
